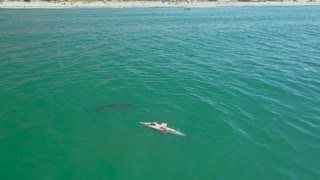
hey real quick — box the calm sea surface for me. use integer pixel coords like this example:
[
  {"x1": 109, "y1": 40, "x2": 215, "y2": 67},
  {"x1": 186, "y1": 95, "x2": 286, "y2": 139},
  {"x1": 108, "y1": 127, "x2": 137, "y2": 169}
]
[{"x1": 0, "y1": 6, "x2": 319, "y2": 180}]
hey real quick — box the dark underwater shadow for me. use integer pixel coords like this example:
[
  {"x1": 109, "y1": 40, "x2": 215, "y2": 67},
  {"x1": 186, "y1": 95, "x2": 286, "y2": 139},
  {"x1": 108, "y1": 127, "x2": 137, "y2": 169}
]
[{"x1": 88, "y1": 103, "x2": 135, "y2": 113}]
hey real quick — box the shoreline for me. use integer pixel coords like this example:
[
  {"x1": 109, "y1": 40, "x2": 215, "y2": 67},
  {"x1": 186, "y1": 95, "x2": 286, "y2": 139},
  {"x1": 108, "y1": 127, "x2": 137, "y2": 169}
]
[{"x1": 1, "y1": 1, "x2": 320, "y2": 9}]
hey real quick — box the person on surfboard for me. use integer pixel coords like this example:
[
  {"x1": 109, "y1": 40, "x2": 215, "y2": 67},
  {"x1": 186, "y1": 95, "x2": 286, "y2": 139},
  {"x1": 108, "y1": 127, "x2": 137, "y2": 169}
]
[
  {"x1": 140, "y1": 122, "x2": 187, "y2": 137},
  {"x1": 159, "y1": 123, "x2": 168, "y2": 133}
]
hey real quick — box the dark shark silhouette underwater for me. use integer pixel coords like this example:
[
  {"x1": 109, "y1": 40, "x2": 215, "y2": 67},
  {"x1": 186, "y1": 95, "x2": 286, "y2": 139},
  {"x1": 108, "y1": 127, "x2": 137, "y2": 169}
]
[{"x1": 89, "y1": 103, "x2": 135, "y2": 113}]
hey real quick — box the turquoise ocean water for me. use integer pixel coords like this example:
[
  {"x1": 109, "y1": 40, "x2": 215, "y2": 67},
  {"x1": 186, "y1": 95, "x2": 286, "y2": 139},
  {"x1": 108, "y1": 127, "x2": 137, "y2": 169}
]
[{"x1": 0, "y1": 6, "x2": 319, "y2": 180}]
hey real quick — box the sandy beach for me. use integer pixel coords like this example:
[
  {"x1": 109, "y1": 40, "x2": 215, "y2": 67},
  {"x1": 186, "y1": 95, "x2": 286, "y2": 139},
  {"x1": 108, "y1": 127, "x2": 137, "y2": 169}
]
[{"x1": 1, "y1": 1, "x2": 320, "y2": 9}]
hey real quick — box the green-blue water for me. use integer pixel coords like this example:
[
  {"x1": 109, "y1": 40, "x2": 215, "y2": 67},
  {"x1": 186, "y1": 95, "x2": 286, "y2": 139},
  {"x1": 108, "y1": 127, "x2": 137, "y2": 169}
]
[{"x1": 1, "y1": 6, "x2": 320, "y2": 180}]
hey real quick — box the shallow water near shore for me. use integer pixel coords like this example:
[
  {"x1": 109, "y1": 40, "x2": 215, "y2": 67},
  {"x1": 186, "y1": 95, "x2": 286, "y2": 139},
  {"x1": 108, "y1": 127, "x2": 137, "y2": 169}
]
[{"x1": 1, "y1": 7, "x2": 320, "y2": 179}]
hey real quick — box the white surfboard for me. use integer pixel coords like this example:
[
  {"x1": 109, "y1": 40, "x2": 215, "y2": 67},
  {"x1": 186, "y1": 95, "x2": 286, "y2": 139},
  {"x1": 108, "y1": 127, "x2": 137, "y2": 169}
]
[{"x1": 140, "y1": 122, "x2": 187, "y2": 137}]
